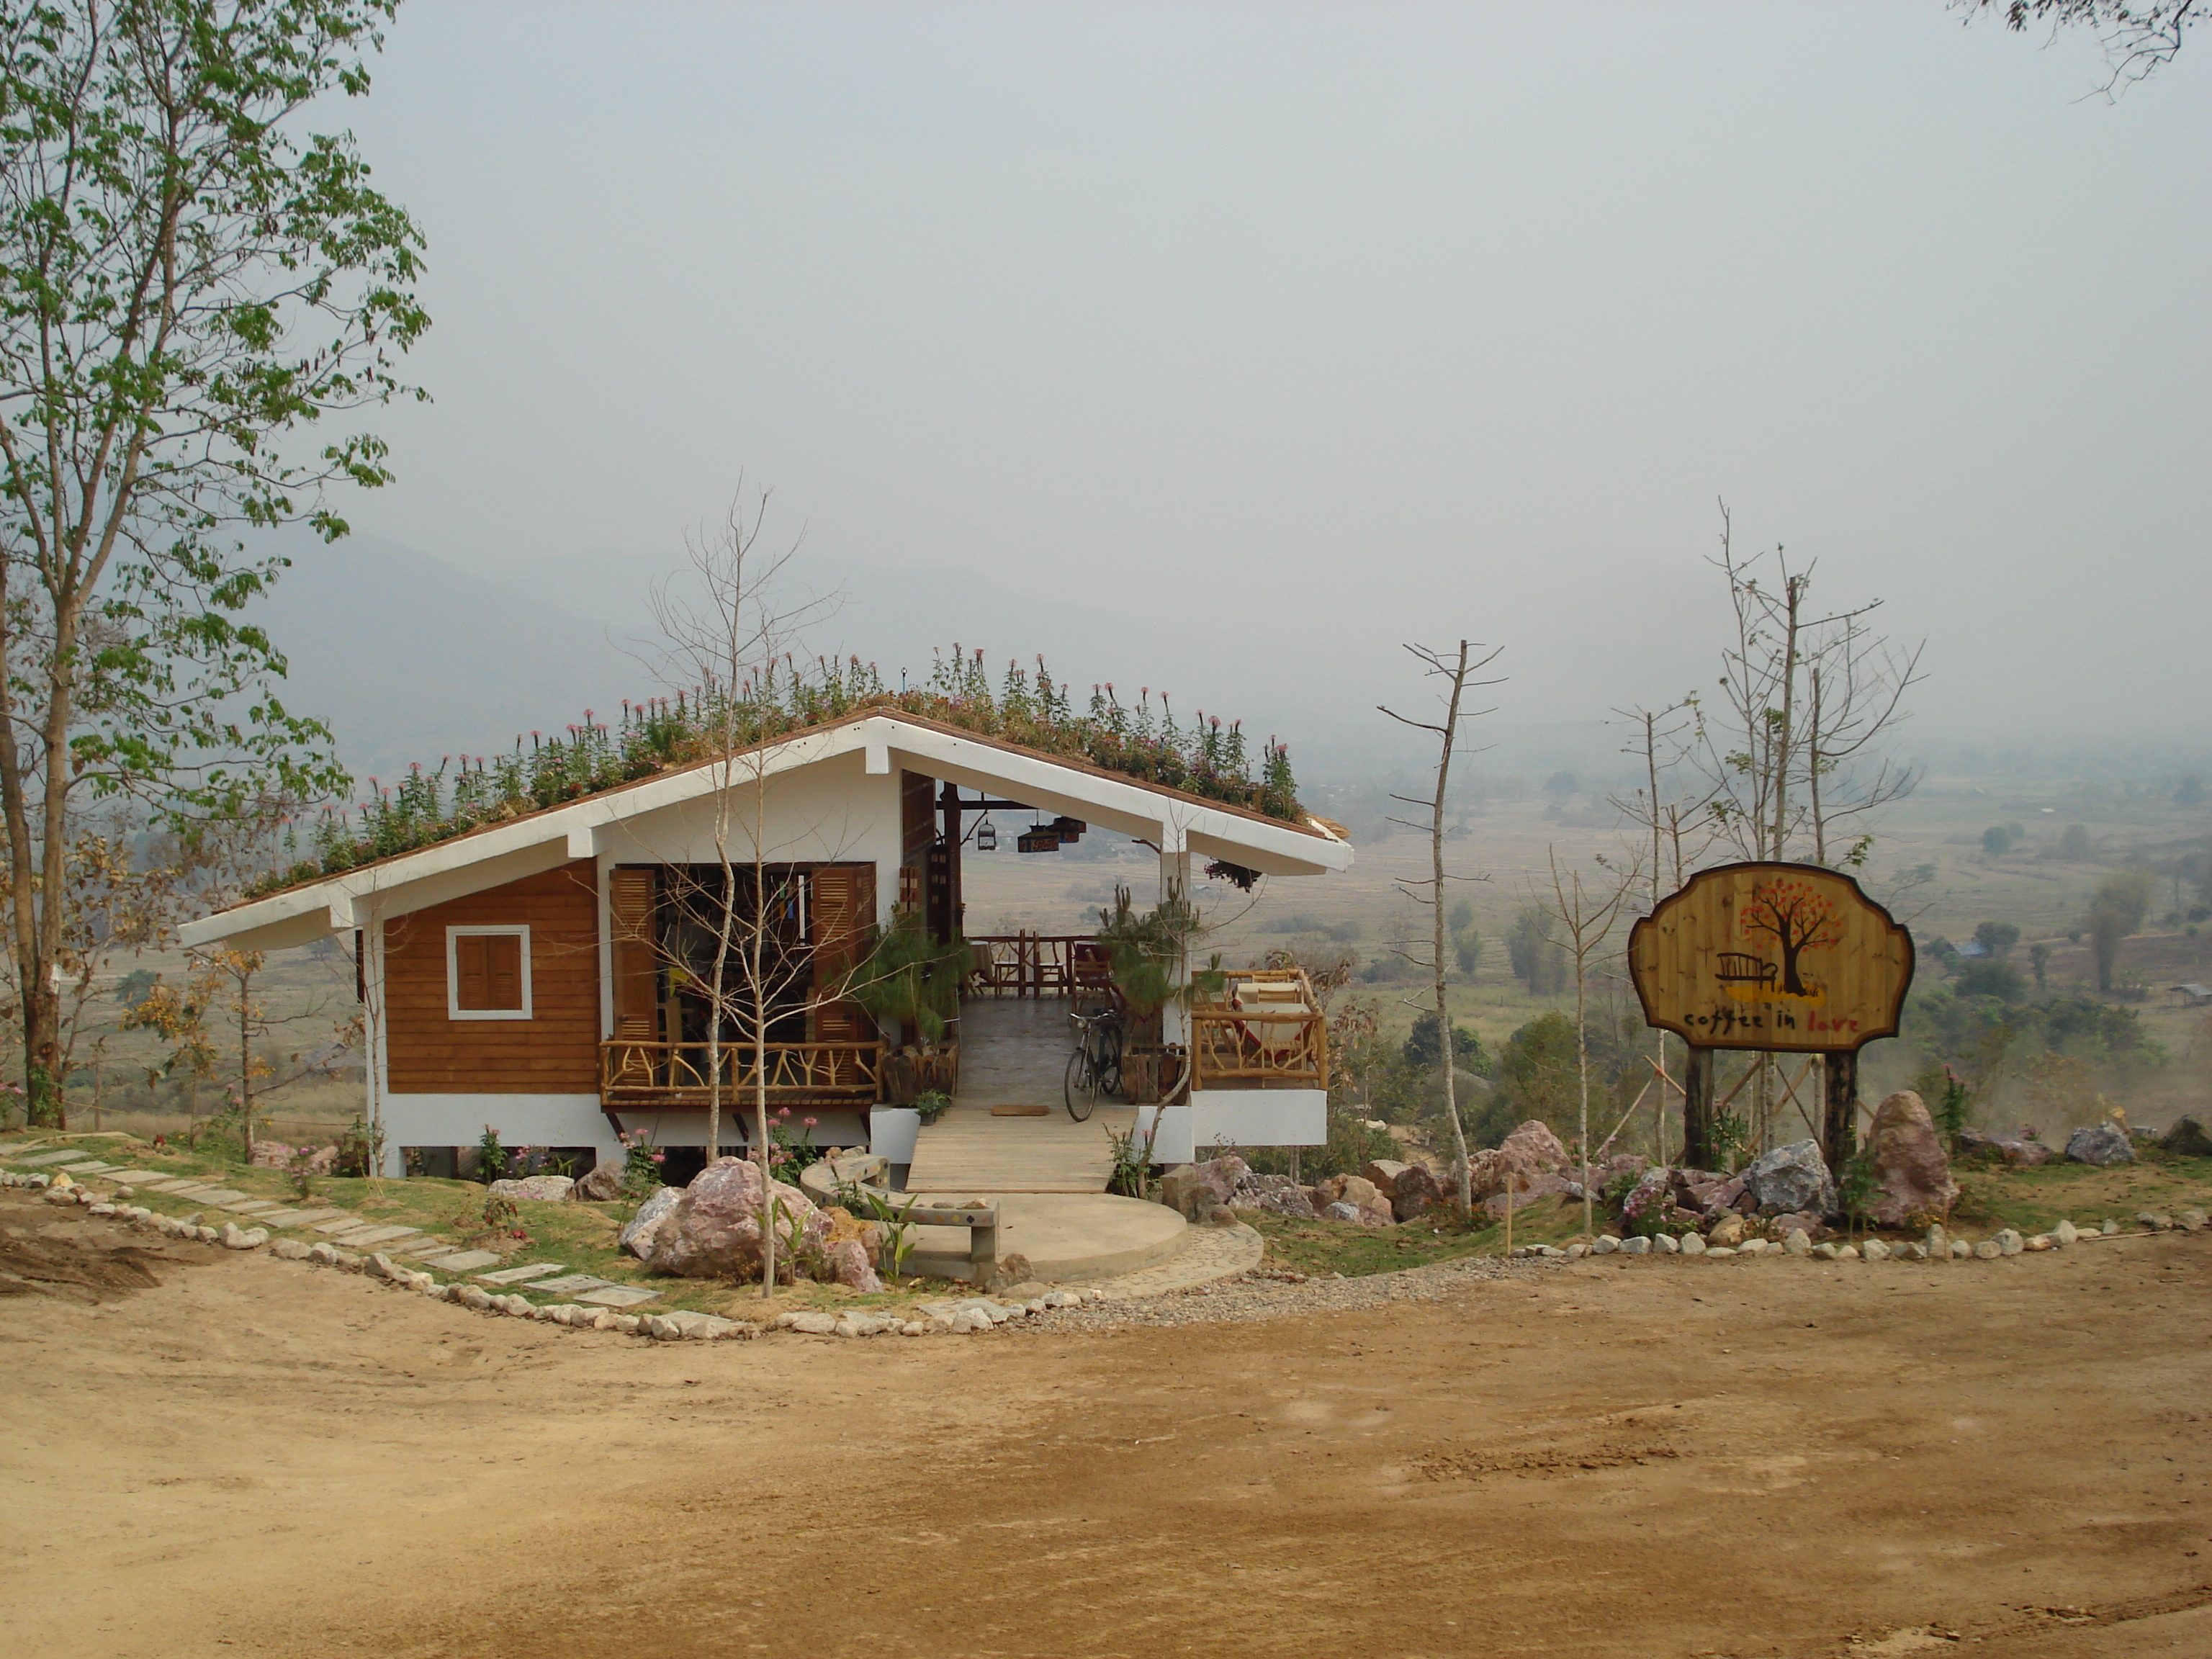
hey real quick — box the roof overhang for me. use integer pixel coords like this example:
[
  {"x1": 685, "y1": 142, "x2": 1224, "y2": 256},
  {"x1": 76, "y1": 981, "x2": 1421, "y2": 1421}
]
[{"x1": 182, "y1": 714, "x2": 1352, "y2": 952}]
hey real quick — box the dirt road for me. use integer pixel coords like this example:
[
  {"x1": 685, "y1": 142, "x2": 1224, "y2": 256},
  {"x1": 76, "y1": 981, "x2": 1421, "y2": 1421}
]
[{"x1": 4, "y1": 1197, "x2": 2208, "y2": 1658}]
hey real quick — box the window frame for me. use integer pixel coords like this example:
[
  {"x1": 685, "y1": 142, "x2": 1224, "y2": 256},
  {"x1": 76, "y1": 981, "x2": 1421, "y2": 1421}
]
[{"x1": 446, "y1": 925, "x2": 533, "y2": 1021}]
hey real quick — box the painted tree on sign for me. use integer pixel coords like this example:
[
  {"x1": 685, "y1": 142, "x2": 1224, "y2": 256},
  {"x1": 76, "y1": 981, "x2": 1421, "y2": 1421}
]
[{"x1": 1740, "y1": 880, "x2": 1843, "y2": 997}]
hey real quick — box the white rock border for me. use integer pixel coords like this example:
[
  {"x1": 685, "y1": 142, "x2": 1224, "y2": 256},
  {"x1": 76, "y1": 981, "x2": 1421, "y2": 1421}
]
[{"x1": 1510, "y1": 1208, "x2": 2205, "y2": 1264}]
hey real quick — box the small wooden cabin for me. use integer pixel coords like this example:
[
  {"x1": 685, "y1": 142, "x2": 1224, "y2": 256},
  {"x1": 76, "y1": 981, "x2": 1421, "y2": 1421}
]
[{"x1": 183, "y1": 710, "x2": 1354, "y2": 1177}]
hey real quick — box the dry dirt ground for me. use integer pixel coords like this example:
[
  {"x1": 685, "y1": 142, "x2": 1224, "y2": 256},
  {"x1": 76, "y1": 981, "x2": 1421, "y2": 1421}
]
[{"x1": 4, "y1": 1195, "x2": 2209, "y2": 1659}]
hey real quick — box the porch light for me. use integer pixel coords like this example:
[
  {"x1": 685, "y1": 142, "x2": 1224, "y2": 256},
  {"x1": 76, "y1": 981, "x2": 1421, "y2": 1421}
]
[{"x1": 975, "y1": 817, "x2": 997, "y2": 852}]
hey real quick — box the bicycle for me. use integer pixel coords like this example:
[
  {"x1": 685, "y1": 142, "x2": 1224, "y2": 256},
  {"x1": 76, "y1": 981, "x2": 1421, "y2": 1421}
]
[{"x1": 1064, "y1": 1006, "x2": 1124, "y2": 1122}]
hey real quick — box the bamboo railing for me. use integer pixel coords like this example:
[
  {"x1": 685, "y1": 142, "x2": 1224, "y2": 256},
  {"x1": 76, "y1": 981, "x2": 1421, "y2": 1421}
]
[
  {"x1": 1188, "y1": 967, "x2": 1328, "y2": 1091},
  {"x1": 599, "y1": 1039, "x2": 884, "y2": 1106}
]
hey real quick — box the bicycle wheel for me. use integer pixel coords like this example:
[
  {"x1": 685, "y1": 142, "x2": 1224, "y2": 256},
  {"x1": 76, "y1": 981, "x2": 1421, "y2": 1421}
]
[
  {"x1": 1097, "y1": 1018, "x2": 1125, "y2": 1099},
  {"x1": 1064, "y1": 1046, "x2": 1098, "y2": 1122}
]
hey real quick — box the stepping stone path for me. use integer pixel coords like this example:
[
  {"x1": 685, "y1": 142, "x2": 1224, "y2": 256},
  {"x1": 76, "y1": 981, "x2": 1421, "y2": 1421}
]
[
  {"x1": 189, "y1": 1189, "x2": 252, "y2": 1205},
  {"x1": 251, "y1": 1209, "x2": 315, "y2": 1226},
  {"x1": 576, "y1": 1285, "x2": 660, "y2": 1308},
  {"x1": 332, "y1": 1225, "x2": 420, "y2": 1247},
  {"x1": 60, "y1": 1161, "x2": 116, "y2": 1174},
  {"x1": 9, "y1": 1151, "x2": 81, "y2": 1166},
  {"x1": 477, "y1": 1262, "x2": 566, "y2": 1285},
  {"x1": 313, "y1": 1215, "x2": 369, "y2": 1234},
  {"x1": 280, "y1": 1209, "x2": 352, "y2": 1226},
  {"x1": 106, "y1": 1170, "x2": 171, "y2": 1184},
  {"x1": 529, "y1": 1274, "x2": 618, "y2": 1295},
  {"x1": 416, "y1": 1249, "x2": 500, "y2": 1271}
]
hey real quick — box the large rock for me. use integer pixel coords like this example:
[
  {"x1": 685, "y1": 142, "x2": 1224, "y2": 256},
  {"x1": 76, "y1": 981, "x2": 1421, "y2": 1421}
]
[
  {"x1": 643, "y1": 1158, "x2": 828, "y2": 1281},
  {"x1": 1501, "y1": 1120, "x2": 1570, "y2": 1173},
  {"x1": 828, "y1": 1238, "x2": 883, "y2": 1293},
  {"x1": 2161, "y1": 1115, "x2": 2212, "y2": 1159},
  {"x1": 490, "y1": 1174, "x2": 575, "y2": 1202},
  {"x1": 1706, "y1": 1213, "x2": 1747, "y2": 1248},
  {"x1": 1194, "y1": 1154, "x2": 1249, "y2": 1205},
  {"x1": 1481, "y1": 1172, "x2": 1571, "y2": 1219},
  {"x1": 1390, "y1": 1163, "x2": 1443, "y2": 1222},
  {"x1": 619, "y1": 1185, "x2": 683, "y2": 1258},
  {"x1": 1362, "y1": 1160, "x2": 1411, "y2": 1198},
  {"x1": 2064, "y1": 1123, "x2": 2135, "y2": 1168},
  {"x1": 1740, "y1": 1139, "x2": 1838, "y2": 1219},
  {"x1": 1158, "y1": 1165, "x2": 1211, "y2": 1221},
  {"x1": 574, "y1": 1160, "x2": 624, "y2": 1202},
  {"x1": 1863, "y1": 1091, "x2": 1959, "y2": 1229}
]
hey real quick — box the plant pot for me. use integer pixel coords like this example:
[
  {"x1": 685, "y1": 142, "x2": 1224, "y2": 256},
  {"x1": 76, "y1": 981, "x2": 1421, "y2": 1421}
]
[
  {"x1": 915, "y1": 1041, "x2": 961, "y2": 1095},
  {"x1": 881, "y1": 1050, "x2": 923, "y2": 1106},
  {"x1": 1121, "y1": 1043, "x2": 1187, "y2": 1105}
]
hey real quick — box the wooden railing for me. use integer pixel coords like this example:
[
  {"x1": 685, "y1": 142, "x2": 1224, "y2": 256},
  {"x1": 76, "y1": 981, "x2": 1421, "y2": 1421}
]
[
  {"x1": 966, "y1": 934, "x2": 1105, "y2": 999},
  {"x1": 599, "y1": 1039, "x2": 884, "y2": 1106},
  {"x1": 1189, "y1": 967, "x2": 1328, "y2": 1091}
]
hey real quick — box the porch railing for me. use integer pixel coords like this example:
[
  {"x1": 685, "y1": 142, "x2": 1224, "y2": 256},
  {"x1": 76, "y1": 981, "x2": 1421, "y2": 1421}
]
[
  {"x1": 1189, "y1": 967, "x2": 1328, "y2": 1091},
  {"x1": 599, "y1": 1039, "x2": 884, "y2": 1106},
  {"x1": 966, "y1": 933, "x2": 1105, "y2": 999}
]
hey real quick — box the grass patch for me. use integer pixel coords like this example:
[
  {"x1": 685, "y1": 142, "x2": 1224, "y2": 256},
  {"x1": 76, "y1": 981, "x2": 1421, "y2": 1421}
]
[{"x1": 1947, "y1": 1148, "x2": 2212, "y2": 1236}]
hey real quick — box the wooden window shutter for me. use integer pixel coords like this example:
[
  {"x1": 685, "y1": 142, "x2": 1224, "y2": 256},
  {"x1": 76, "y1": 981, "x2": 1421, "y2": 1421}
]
[
  {"x1": 808, "y1": 863, "x2": 876, "y2": 1044},
  {"x1": 485, "y1": 935, "x2": 523, "y2": 1011},
  {"x1": 455, "y1": 935, "x2": 490, "y2": 1010},
  {"x1": 609, "y1": 866, "x2": 660, "y2": 1039}
]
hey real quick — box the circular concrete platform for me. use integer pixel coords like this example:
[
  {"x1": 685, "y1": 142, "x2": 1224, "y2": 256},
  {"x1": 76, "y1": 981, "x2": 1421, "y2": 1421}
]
[{"x1": 902, "y1": 1192, "x2": 1187, "y2": 1283}]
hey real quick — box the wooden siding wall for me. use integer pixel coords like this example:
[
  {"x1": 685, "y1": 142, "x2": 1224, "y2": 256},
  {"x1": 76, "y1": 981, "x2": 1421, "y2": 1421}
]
[{"x1": 385, "y1": 860, "x2": 601, "y2": 1094}]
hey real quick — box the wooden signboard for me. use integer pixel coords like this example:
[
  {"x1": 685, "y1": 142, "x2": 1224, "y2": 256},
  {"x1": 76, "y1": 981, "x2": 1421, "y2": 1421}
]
[{"x1": 1628, "y1": 861, "x2": 1914, "y2": 1056}]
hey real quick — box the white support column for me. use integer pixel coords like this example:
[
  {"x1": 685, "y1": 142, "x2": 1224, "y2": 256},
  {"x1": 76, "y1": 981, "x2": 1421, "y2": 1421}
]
[
  {"x1": 361, "y1": 903, "x2": 403, "y2": 1177},
  {"x1": 1158, "y1": 823, "x2": 1192, "y2": 1050}
]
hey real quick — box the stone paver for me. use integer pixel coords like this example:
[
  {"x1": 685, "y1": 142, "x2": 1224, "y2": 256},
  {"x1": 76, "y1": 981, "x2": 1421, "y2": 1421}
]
[
  {"x1": 190, "y1": 1189, "x2": 252, "y2": 1204},
  {"x1": 529, "y1": 1274, "x2": 616, "y2": 1295},
  {"x1": 143, "y1": 1179, "x2": 207, "y2": 1192},
  {"x1": 477, "y1": 1262, "x2": 565, "y2": 1285},
  {"x1": 423, "y1": 1249, "x2": 500, "y2": 1272},
  {"x1": 224, "y1": 1200, "x2": 283, "y2": 1213},
  {"x1": 251, "y1": 1208, "x2": 314, "y2": 1226},
  {"x1": 6, "y1": 1151, "x2": 81, "y2": 1166},
  {"x1": 278, "y1": 1208, "x2": 351, "y2": 1226},
  {"x1": 60, "y1": 1161, "x2": 117, "y2": 1173},
  {"x1": 576, "y1": 1285, "x2": 660, "y2": 1308},
  {"x1": 312, "y1": 1215, "x2": 368, "y2": 1234},
  {"x1": 333, "y1": 1225, "x2": 420, "y2": 1247},
  {"x1": 104, "y1": 1170, "x2": 174, "y2": 1183}
]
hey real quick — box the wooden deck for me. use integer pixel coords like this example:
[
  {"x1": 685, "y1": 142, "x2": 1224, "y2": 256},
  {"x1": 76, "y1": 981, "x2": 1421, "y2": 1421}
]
[{"x1": 905, "y1": 999, "x2": 1136, "y2": 1194}]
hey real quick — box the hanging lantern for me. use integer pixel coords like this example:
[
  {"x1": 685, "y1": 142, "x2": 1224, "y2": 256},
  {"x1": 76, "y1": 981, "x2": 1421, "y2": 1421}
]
[
  {"x1": 975, "y1": 817, "x2": 998, "y2": 852},
  {"x1": 1017, "y1": 824, "x2": 1061, "y2": 854},
  {"x1": 1051, "y1": 815, "x2": 1087, "y2": 845}
]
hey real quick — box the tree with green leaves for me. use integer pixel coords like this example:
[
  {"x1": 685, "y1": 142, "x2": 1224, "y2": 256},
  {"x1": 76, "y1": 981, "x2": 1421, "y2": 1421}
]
[
  {"x1": 2085, "y1": 869, "x2": 2153, "y2": 993},
  {"x1": 0, "y1": 1, "x2": 425, "y2": 1125}
]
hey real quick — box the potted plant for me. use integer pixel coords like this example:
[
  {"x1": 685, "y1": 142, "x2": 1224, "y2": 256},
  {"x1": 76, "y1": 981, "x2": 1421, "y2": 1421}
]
[{"x1": 844, "y1": 909, "x2": 969, "y2": 1105}]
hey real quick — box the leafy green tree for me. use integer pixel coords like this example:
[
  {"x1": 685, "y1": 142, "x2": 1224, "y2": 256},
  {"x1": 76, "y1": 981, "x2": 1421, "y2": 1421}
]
[
  {"x1": 1402, "y1": 1010, "x2": 1489, "y2": 1074},
  {"x1": 0, "y1": 1, "x2": 426, "y2": 1125},
  {"x1": 2085, "y1": 869, "x2": 2152, "y2": 993},
  {"x1": 2028, "y1": 940, "x2": 2051, "y2": 992},
  {"x1": 1492, "y1": 1011, "x2": 1578, "y2": 1136},
  {"x1": 1973, "y1": 921, "x2": 2020, "y2": 956},
  {"x1": 2059, "y1": 824, "x2": 2092, "y2": 859},
  {"x1": 1954, "y1": 957, "x2": 2026, "y2": 1002},
  {"x1": 1506, "y1": 905, "x2": 1566, "y2": 996},
  {"x1": 1982, "y1": 825, "x2": 2015, "y2": 858}
]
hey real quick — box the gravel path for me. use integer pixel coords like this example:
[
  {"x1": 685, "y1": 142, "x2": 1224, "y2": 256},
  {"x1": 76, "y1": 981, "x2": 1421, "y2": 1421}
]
[{"x1": 1018, "y1": 1246, "x2": 1556, "y2": 1331}]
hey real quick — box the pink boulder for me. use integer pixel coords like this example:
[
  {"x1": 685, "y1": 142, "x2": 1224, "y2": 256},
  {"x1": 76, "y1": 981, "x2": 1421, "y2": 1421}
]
[
  {"x1": 829, "y1": 1237, "x2": 883, "y2": 1294},
  {"x1": 1863, "y1": 1090, "x2": 1959, "y2": 1228},
  {"x1": 643, "y1": 1156, "x2": 829, "y2": 1282}
]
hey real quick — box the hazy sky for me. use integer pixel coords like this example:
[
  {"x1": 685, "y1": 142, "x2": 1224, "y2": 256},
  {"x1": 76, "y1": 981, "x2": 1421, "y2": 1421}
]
[{"x1": 300, "y1": 1, "x2": 2209, "y2": 775}]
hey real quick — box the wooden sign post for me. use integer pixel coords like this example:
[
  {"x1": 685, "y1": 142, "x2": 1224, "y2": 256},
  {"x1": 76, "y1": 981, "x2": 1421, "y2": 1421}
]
[{"x1": 1628, "y1": 862, "x2": 1914, "y2": 1175}]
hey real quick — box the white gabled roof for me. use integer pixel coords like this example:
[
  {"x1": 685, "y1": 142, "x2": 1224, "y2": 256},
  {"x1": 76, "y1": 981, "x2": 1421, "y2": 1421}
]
[{"x1": 183, "y1": 711, "x2": 1352, "y2": 953}]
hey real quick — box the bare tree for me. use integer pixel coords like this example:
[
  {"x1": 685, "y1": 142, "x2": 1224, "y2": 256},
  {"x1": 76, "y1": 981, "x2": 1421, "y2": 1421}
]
[
  {"x1": 1608, "y1": 699, "x2": 1716, "y2": 1164},
  {"x1": 1699, "y1": 503, "x2": 1926, "y2": 871},
  {"x1": 1380, "y1": 640, "x2": 1503, "y2": 1215},
  {"x1": 1543, "y1": 847, "x2": 1639, "y2": 1243},
  {"x1": 648, "y1": 485, "x2": 840, "y2": 1295}
]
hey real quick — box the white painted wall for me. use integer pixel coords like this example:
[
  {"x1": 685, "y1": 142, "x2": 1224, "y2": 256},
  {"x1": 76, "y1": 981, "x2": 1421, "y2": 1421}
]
[
  {"x1": 379, "y1": 1093, "x2": 615, "y2": 1177},
  {"x1": 1133, "y1": 1089, "x2": 1327, "y2": 1165}
]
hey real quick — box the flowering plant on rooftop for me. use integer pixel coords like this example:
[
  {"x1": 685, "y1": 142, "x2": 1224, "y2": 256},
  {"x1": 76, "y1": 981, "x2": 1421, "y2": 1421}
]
[{"x1": 244, "y1": 649, "x2": 1304, "y2": 898}]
